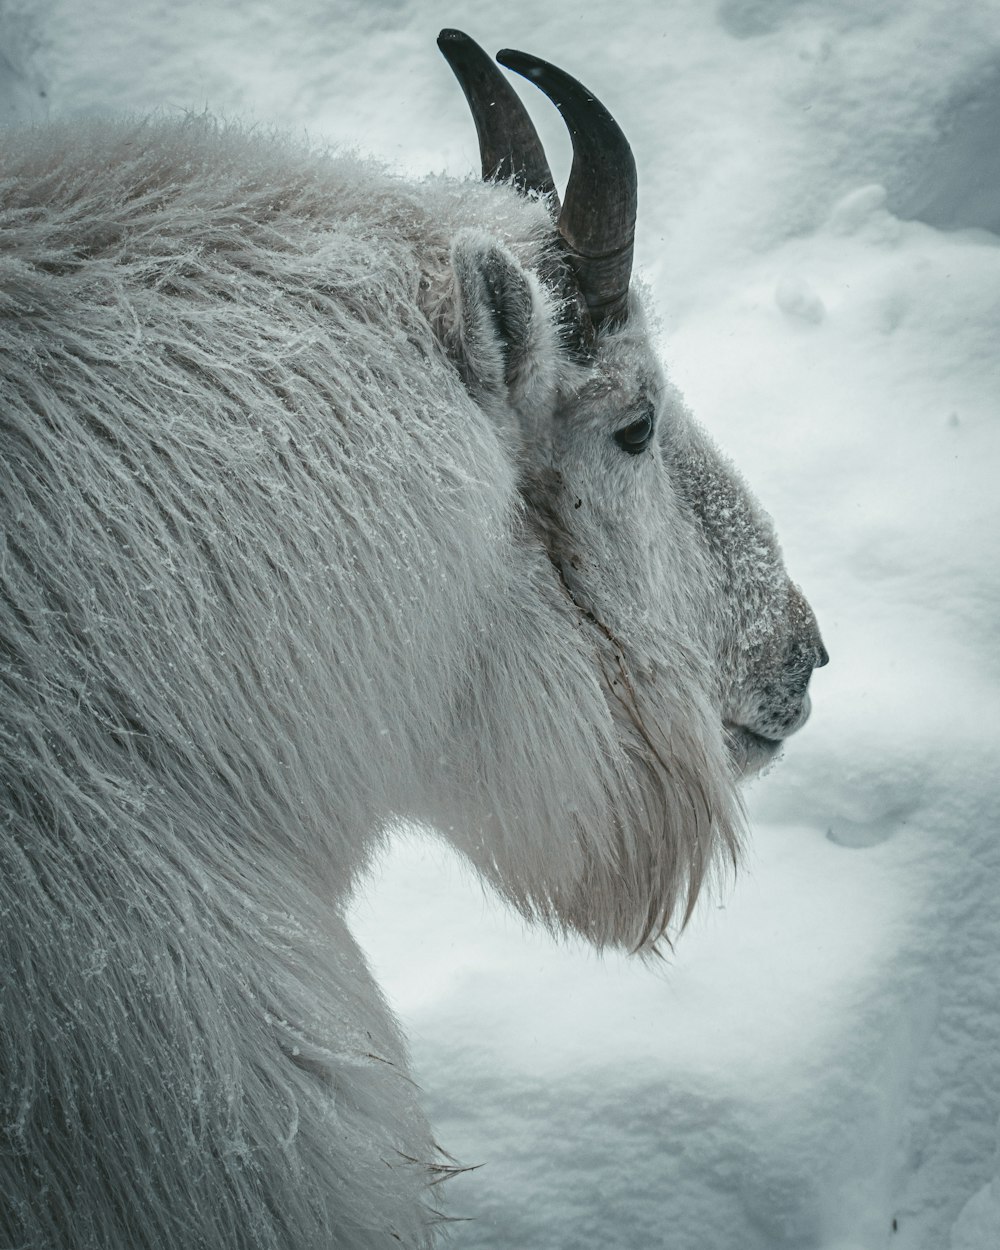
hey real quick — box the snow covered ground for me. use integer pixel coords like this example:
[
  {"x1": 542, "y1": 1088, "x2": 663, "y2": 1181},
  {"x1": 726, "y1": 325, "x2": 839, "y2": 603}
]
[{"x1": 6, "y1": 0, "x2": 998, "y2": 1246}]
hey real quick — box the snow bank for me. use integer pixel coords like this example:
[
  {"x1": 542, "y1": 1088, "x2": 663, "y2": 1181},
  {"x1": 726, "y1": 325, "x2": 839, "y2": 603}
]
[
  {"x1": 8, "y1": 0, "x2": 999, "y2": 1246},
  {"x1": 0, "y1": 0, "x2": 50, "y2": 122}
]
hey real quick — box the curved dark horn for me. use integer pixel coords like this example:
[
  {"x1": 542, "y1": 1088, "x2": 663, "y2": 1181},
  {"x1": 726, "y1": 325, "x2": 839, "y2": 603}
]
[
  {"x1": 437, "y1": 29, "x2": 558, "y2": 202},
  {"x1": 496, "y1": 48, "x2": 637, "y2": 329}
]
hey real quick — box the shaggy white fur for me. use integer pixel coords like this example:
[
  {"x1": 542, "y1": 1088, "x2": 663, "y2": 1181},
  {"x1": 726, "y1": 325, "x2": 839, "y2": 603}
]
[{"x1": 0, "y1": 113, "x2": 823, "y2": 1247}]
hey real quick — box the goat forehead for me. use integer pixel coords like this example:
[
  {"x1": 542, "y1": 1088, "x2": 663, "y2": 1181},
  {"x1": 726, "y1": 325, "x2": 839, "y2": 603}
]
[{"x1": 556, "y1": 352, "x2": 663, "y2": 425}]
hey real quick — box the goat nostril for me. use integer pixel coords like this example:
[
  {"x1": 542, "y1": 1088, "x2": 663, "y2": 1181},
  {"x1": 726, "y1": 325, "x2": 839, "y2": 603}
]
[{"x1": 815, "y1": 643, "x2": 830, "y2": 670}]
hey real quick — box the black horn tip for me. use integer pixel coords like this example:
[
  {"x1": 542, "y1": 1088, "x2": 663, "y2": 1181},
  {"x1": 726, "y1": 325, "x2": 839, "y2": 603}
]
[
  {"x1": 497, "y1": 48, "x2": 588, "y2": 96},
  {"x1": 438, "y1": 28, "x2": 471, "y2": 49},
  {"x1": 496, "y1": 49, "x2": 551, "y2": 86}
]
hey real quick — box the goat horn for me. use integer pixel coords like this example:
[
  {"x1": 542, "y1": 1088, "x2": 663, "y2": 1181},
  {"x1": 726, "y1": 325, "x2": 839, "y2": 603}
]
[
  {"x1": 437, "y1": 29, "x2": 558, "y2": 203},
  {"x1": 496, "y1": 48, "x2": 637, "y2": 329}
]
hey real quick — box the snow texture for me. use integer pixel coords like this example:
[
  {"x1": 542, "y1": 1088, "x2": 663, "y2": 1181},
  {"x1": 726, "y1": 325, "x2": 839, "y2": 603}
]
[{"x1": 3, "y1": 1, "x2": 998, "y2": 1247}]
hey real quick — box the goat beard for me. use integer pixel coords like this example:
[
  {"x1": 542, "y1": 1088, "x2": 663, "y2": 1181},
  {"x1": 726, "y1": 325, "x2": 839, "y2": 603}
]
[
  {"x1": 497, "y1": 477, "x2": 745, "y2": 952},
  {"x1": 551, "y1": 608, "x2": 745, "y2": 954}
]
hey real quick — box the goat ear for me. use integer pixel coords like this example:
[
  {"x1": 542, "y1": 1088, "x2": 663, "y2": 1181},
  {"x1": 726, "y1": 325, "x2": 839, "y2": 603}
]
[{"x1": 450, "y1": 230, "x2": 558, "y2": 420}]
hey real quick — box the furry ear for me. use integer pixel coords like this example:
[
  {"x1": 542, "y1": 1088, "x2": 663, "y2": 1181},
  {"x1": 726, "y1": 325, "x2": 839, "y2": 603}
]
[{"x1": 450, "y1": 230, "x2": 559, "y2": 428}]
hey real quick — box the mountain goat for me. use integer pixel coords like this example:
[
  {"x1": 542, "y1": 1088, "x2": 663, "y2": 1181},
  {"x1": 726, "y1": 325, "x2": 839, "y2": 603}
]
[{"x1": 0, "y1": 28, "x2": 827, "y2": 1250}]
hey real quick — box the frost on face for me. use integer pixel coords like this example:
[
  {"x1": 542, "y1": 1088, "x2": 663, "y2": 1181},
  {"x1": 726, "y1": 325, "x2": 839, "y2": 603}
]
[{"x1": 667, "y1": 421, "x2": 826, "y2": 771}]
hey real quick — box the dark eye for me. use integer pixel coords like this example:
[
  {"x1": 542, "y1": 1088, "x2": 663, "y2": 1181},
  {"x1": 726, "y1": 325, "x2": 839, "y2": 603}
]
[{"x1": 613, "y1": 408, "x2": 655, "y2": 456}]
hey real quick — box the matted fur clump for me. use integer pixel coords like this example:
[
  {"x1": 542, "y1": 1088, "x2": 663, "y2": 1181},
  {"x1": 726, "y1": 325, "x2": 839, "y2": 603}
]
[{"x1": 1, "y1": 105, "x2": 824, "y2": 1249}]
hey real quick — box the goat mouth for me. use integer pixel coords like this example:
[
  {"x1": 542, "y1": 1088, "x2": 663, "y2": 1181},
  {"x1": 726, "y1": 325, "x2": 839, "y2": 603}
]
[
  {"x1": 728, "y1": 724, "x2": 781, "y2": 749},
  {"x1": 724, "y1": 723, "x2": 783, "y2": 776}
]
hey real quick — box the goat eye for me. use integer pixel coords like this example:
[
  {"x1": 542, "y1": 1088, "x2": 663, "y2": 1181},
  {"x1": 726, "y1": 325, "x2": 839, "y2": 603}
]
[{"x1": 613, "y1": 412, "x2": 654, "y2": 456}]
